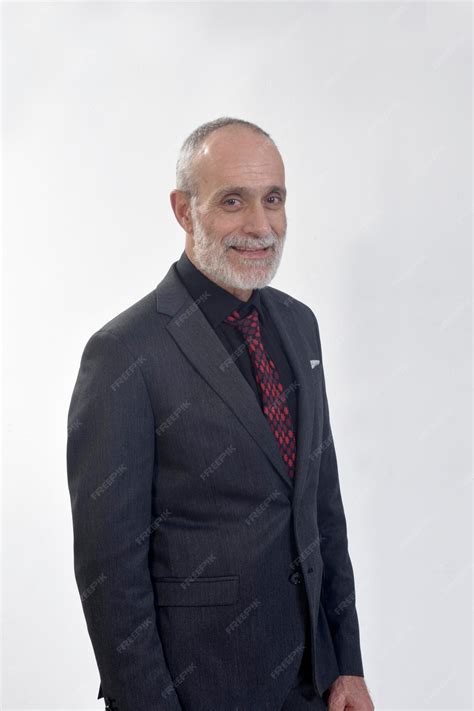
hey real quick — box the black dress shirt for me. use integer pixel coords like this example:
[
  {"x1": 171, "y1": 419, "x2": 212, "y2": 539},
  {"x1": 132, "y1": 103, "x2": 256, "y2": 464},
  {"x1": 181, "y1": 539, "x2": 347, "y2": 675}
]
[{"x1": 174, "y1": 250, "x2": 298, "y2": 438}]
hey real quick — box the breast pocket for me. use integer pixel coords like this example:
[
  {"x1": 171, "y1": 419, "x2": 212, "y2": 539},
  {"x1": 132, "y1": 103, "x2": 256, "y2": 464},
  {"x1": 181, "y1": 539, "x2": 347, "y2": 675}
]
[{"x1": 152, "y1": 574, "x2": 240, "y2": 606}]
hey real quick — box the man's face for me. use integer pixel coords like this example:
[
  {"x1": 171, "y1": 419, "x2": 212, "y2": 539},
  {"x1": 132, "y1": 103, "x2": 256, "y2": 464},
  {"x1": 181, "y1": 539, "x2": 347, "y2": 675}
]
[{"x1": 187, "y1": 127, "x2": 287, "y2": 291}]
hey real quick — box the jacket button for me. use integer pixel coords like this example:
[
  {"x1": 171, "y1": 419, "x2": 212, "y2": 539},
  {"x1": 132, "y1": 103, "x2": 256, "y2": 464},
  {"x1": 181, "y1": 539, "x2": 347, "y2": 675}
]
[{"x1": 289, "y1": 571, "x2": 302, "y2": 585}]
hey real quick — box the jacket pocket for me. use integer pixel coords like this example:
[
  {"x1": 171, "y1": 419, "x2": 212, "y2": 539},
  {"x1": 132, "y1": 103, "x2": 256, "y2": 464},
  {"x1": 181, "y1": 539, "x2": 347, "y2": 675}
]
[{"x1": 152, "y1": 574, "x2": 240, "y2": 606}]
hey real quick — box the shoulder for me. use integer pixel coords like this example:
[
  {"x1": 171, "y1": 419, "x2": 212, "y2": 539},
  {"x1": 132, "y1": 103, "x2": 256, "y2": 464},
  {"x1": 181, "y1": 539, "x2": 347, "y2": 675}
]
[
  {"x1": 82, "y1": 287, "x2": 160, "y2": 359},
  {"x1": 97, "y1": 288, "x2": 157, "y2": 336}
]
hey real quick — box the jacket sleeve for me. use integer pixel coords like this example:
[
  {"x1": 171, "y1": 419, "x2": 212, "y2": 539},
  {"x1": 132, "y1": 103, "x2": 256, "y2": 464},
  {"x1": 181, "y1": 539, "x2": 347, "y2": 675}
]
[
  {"x1": 67, "y1": 328, "x2": 183, "y2": 711},
  {"x1": 311, "y1": 313, "x2": 365, "y2": 678}
]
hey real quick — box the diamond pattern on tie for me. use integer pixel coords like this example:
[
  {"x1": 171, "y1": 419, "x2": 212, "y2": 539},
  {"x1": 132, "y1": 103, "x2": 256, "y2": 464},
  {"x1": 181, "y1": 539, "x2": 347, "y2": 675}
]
[{"x1": 225, "y1": 307, "x2": 297, "y2": 478}]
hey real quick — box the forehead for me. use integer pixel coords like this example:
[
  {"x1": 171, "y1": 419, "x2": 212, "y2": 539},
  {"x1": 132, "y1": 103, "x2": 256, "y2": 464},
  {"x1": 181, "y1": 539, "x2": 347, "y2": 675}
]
[{"x1": 193, "y1": 127, "x2": 285, "y2": 196}]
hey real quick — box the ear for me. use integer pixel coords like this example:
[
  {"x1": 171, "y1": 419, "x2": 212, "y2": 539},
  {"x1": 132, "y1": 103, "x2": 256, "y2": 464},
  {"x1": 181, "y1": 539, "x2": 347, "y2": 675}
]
[{"x1": 170, "y1": 189, "x2": 194, "y2": 234}]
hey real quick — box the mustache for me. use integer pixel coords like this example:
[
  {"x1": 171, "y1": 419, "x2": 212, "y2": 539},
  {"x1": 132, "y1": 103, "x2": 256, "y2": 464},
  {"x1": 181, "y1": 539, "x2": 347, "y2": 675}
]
[{"x1": 225, "y1": 235, "x2": 279, "y2": 250}]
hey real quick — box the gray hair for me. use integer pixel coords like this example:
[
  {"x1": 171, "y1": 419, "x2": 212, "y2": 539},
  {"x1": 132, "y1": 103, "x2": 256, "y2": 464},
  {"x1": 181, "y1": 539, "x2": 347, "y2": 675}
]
[{"x1": 175, "y1": 116, "x2": 275, "y2": 200}]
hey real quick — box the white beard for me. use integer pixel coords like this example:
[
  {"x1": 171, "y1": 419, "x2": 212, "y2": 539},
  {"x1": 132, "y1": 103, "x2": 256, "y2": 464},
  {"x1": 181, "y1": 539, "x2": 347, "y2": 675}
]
[{"x1": 190, "y1": 210, "x2": 286, "y2": 290}]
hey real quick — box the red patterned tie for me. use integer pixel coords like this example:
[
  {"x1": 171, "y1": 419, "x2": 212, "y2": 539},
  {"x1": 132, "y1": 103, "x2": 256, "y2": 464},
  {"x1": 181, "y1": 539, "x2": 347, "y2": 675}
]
[{"x1": 225, "y1": 307, "x2": 297, "y2": 478}]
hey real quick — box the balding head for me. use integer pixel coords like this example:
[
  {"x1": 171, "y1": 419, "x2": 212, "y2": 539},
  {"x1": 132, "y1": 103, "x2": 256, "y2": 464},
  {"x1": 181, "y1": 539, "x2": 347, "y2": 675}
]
[{"x1": 176, "y1": 117, "x2": 283, "y2": 200}]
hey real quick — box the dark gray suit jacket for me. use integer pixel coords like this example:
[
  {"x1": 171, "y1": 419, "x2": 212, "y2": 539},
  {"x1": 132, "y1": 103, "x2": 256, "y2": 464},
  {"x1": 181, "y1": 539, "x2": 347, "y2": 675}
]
[{"x1": 67, "y1": 260, "x2": 364, "y2": 711}]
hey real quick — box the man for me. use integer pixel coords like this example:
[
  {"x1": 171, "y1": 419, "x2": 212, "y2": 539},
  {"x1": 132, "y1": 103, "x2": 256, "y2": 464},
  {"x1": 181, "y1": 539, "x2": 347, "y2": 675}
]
[{"x1": 67, "y1": 117, "x2": 374, "y2": 711}]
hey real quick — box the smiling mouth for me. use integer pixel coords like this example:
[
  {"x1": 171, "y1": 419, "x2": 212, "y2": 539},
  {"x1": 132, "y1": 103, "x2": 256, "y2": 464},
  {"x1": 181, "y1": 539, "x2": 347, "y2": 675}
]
[{"x1": 230, "y1": 246, "x2": 271, "y2": 252}]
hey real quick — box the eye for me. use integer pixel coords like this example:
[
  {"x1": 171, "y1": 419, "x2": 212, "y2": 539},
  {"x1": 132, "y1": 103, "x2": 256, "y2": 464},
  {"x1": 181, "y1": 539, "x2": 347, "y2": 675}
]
[
  {"x1": 223, "y1": 198, "x2": 240, "y2": 207},
  {"x1": 266, "y1": 195, "x2": 283, "y2": 205}
]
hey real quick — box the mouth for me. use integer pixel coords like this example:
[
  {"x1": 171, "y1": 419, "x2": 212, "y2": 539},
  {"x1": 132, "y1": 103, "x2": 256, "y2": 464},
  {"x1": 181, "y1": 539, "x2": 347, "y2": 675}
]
[{"x1": 230, "y1": 246, "x2": 272, "y2": 258}]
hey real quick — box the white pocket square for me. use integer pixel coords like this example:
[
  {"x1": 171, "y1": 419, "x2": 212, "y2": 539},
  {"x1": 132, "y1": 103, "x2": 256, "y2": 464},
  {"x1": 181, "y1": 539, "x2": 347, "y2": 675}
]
[{"x1": 310, "y1": 359, "x2": 320, "y2": 369}]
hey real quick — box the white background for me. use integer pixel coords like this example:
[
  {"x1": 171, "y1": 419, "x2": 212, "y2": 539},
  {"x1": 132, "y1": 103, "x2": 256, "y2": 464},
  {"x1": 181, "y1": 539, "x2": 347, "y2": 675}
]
[{"x1": 2, "y1": 1, "x2": 472, "y2": 709}]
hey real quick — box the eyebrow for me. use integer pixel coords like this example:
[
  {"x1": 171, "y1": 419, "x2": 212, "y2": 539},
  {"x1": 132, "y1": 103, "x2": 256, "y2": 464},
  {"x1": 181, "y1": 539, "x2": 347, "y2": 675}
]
[{"x1": 212, "y1": 185, "x2": 287, "y2": 202}]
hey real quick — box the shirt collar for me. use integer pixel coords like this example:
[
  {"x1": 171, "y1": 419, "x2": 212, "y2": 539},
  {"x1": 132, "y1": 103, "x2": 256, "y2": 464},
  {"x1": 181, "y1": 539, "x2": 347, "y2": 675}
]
[{"x1": 174, "y1": 249, "x2": 264, "y2": 329}]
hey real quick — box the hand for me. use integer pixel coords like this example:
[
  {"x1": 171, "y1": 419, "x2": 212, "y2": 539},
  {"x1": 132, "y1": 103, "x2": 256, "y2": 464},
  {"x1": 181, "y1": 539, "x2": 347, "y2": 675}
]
[{"x1": 326, "y1": 675, "x2": 374, "y2": 711}]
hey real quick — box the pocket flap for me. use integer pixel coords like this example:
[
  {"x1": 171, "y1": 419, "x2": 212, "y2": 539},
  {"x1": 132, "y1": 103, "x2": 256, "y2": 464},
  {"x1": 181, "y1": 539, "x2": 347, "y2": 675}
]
[{"x1": 152, "y1": 575, "x2": 240, "y2": 606}]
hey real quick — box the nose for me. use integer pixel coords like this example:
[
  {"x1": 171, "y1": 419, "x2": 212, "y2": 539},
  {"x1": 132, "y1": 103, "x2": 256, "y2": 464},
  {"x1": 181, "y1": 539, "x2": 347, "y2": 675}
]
[{"x1": 242, "y1": 202, "x2": 273, "y2": 238}]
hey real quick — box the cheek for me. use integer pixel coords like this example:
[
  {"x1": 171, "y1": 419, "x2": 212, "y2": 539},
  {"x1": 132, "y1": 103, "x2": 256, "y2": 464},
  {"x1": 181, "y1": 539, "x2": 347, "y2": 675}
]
[
  {"x1": 208, "y1": 214, "x2": 244, "y2": 238},
  {"x1": 273, "y1": 212, "x2": 287, "y2": 233}
]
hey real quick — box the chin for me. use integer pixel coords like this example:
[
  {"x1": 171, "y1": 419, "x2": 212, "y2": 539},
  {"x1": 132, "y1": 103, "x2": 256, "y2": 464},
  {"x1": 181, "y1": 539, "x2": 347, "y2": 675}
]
[{"x1": 226, "y1": 264, "x2": 279, "y2": 290}]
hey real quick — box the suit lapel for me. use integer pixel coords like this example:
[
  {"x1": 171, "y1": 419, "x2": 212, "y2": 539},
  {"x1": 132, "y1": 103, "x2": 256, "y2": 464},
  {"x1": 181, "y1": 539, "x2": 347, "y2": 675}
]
[
  {"x1": 155, "y1": 263, "x2": 316, "y2": 499},
  {"x1": 260, "y1": 290, "x2": 317, "y2": 503}
]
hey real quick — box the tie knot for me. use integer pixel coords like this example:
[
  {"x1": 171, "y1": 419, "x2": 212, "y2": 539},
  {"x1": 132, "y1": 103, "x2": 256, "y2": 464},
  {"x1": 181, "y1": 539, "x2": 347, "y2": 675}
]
[
  {"x1": 224, "y1": 306, "x2": 260, "y2": 339},
  {"x1": 225, "y1": 306, "x2": 258, "y2": 326}
]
